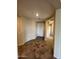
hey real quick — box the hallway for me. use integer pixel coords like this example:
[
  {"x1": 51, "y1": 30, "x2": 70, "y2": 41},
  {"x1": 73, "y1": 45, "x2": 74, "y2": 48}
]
[{"x1": 17, "y1": 0, "x2": 61, "y2": 59}]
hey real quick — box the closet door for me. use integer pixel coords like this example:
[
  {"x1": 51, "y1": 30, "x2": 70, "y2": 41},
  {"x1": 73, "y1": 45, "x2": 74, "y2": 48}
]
[
  {"x1": 36, "y1": 22, "x2": 44, "y2": 37},
  {"x1": 17, "y1": 17, "x2": 25, "y2": 46}
]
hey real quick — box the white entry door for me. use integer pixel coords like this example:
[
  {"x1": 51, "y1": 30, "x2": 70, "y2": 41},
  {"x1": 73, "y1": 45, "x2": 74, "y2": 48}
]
[{"x1": 36, "y1": 22, "x2": 44, "y2": 37}]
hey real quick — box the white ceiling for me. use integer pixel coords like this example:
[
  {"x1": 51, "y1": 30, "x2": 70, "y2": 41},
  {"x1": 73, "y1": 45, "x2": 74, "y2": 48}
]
[{"x1": 17, "y1": 0, "x2": 61, "y2": 19}]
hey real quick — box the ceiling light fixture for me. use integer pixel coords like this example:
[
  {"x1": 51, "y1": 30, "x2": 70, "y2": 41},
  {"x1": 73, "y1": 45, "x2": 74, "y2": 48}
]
[{"x1": 36, "y1": 13, "x2": 39, "y2": 17}]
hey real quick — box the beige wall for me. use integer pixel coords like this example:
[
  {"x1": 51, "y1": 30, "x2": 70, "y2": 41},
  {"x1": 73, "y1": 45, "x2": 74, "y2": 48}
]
[
  {"x1": 17, "y1": 16, "x2": 25, "y2": 46},
  {"x1": 25, "y1": 18, "x2": 36, "y2": 42},
  {"x1": 17, "y1": 17, "x2": 37, "y2": 45}
]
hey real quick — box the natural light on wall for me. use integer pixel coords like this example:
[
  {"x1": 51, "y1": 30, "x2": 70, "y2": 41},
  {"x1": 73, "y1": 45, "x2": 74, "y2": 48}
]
[
  {"x1": 46, "y1": 19, "x2": 54, "y2": 39},
  {"x1": 48, "y1": 20, "x2": 54, "y2": 38}
]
